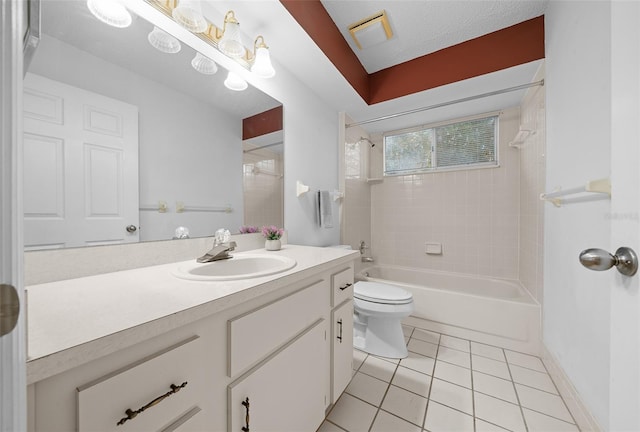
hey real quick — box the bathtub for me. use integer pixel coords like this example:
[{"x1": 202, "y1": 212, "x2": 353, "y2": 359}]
[{"x1": 358, "y1": 265, "x2": 541, "y2": 354}]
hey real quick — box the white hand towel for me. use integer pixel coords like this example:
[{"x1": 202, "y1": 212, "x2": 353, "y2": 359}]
[{"x1": 317, "y1": 190, "x2": 333, "y2": 229}]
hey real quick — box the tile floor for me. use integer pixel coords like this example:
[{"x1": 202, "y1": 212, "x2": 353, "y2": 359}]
[{"x1": 319, "y1": 325, "x2": 580, "y2": 432}]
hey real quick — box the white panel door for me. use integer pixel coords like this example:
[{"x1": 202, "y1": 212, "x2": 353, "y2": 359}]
[
  {"x1": 608, "y1": 3, "x2": 640, "y2": 430},
  {"x1": 22, "y1": 73, "x2": 139, "y2": 249}
]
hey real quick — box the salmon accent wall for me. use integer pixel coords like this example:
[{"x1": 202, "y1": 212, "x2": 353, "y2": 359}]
[
  {"x1": 242, "y1": 105, "x2": 284, "y2": 140},
  {"x1": 280, "y1": 0, "x2": 545, "y2": 105}
]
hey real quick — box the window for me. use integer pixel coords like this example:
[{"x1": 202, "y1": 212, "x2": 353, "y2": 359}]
[{"x1": 383, "y1": 114, "x2": 498, "y2": 175}]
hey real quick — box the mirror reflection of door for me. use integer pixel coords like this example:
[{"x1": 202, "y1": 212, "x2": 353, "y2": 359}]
[{"x1": 23, "y1": 73, "x2": 139, "y2": 250}]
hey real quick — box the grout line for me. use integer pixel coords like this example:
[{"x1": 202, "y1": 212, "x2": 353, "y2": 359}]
[
  {"x1": 324, "y1": 419, "x2": 349, "y2": 432},
  {"x1": 538, "y1": 356, "x2": 581, "y2": 429},
  {"x1": 470, "y1": 347, "x2": 477, "y2": 432},
  {"x1": 519, "y1": 406, "x2": 579, "y2": 427},
  {"x1": 504, "y1": 352, "x2": 530, "y2": 432},
  {"x1": 421, "y1": 337, "x2": 440, "y2": 430},
  {"x1": 366, "y1": 357, "x2": 400, "y2": 432}
]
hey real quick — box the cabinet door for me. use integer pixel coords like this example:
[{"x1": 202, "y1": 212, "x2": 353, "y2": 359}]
[
  {"x1": 332, "y1": 300, "x2": 354, "y2": 403},
  {"x1": 228, "y1": 320, "x2": 328, "y2": 432}
]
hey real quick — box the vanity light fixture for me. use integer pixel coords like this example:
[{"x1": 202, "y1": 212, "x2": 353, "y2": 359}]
[
  {"x1": 148, "y1": 26, "x2": 182, "y2": 53},
  {"x1": 250, "y1": 36, "x2": 275, "y2": 78},
  {"x1": 171, "y1": 0, "x2": 208, "y2": 33},
  {"x1": 86, "y1": 0, "x2": 132, "y2": 28},
  {"x1": 224, "y1": 71, "x2": 248, "y2": 91},
  {"x1": 216, "y1": 11, "x2": 245, "y2": 58},
  {"x1": 191, "y1": 52, "x2": 218, "y2": 75}
]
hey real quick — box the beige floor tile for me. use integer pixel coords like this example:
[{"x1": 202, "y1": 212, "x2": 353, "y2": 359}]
[
  {"x1": 411, "y1": 328, "x2": 440, "y2": 345},
  {"x1": 440, "y1": 335, "x2": 470, "y2": 352},
  {"x1": 372, "y1": 354, "x2": 401, "y2": 365},
  {"x1": 408, "y1": 338, "x2": 438, "y2": 358},
  {"x1": 472, "y1": 354, "x2": 511, "y2": 379},
  {"x1": 391, "y1": 366, "x2": 431, "y2": 397},
  {"x1": 360, "y1": 355, "x2": 398, "y2": 382},
  {"x1": 424, "y1": 401, "x2": 474, "y2": 432},
  {"x1": 370, "y1": 410, "x2": 421, "y2": 432},
  {"x1": 345, "y1": 372, "x2": 390, "y2": 406},
  {"x1": 472, "y1": 371, "x2": 518, "y2": 404},
  {"x1": 381, "y1": 385, "x2": 428, "y2": 426},
  {"x1": 402, "y1": 325, "x2": 415, "y2": 338},
  {"x1": 327, "y1": 393, "x2": 377, "y2": 432},
  {"x1": 523, "y1": 408, "x2": 579, "y2": 432},
  {"x1": 505, "y1": 350, "x2": 547, "y2": 373},
  {"x1": 475, "y1": 419, "x2": 511, "y2": 431},
  {"x1": 400, "y1": 351, "x2": 436, "y2": 376},
  {"x1": 428, "y1": 378, "x2": 473, "y2": 415},
  {"x1": 470, "y1": 342, "x2": 505, "y2": 362},
  {"x1": 434, "y1": 360, "x2": 471, "y2": 389},
  {"x1": 353, "y1": 349, "x2": 368, "y2": 370},
  {"x1": 509, "y1": 365, "x2": 558, "y2": 394},
  {"x1": 515, "y1": 384, "x2": 573, "y2": 423},
  {"x1": 317, "y1": 420, "x2": 346, "y2": 432},
  {"x1": 474, "y1": 392, "x2": 526, "y2": 432},
  {"x1": 437, "y1": 346, "x2": 471, "y2": 368}
]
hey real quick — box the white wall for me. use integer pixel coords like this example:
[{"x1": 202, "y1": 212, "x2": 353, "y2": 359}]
[
  {"x1": 544, "y1": 2, "x2": 612, "y2": 427},
  {"x1": 28, "y1": 35, "x2": 243, "y2": 241}
]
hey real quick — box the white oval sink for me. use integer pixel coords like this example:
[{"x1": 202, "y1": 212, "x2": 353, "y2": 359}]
[{"x1": 172, "y1": 254, "x2": 297, "y2": 281}]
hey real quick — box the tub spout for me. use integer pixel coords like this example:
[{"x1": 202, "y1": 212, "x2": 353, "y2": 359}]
[{"x1": 361, "y1": 256, "x2": 374, "y2": 263}]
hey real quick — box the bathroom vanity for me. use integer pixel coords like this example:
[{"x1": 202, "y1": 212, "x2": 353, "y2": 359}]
[{"x1": 26, "y1": 245, "x2": 357, "y2": 431}]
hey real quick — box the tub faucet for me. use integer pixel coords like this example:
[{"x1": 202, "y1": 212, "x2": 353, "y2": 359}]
[
  {"x1": 359, "y1": 241, "x2": 369, "y2": 255},
  {"x1": 197, "y1": 228, "x2": 236, "y2": 263}
]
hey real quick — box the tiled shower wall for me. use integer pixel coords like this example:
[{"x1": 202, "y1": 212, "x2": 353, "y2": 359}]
[
  {"x1": 369, "y1": 107, "x2": 521, "y2": 279},
  {"x1": 243, "y1": 148, "x2": 284, "y2": 229},
  {"x1": 518, "y1": 75, "x2": 546, "y2": 302}
]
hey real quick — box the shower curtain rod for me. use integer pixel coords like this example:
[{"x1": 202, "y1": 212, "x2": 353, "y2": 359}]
[{"x1": 346, "y1": 79, "x2": 544, "y2": 128}]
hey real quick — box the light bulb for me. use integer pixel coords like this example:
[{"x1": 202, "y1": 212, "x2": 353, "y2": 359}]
[
  {"x1": 224, "y1": 71, "x2": 248, "y2": 91},
  {"x1": 86, "y1": 0, "x2": 132, "y2": 28},
  {"x1": 172, "y1": 0, "x2": 208, "y2": 33},
  {"x1": 147, "y1": 26, "x2": 181, "y2": 54},
  {"x1": 251, "y1": 46, "x2": 275, "y2": 78}
]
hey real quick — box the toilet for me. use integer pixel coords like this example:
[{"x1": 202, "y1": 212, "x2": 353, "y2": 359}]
[{"x1": 353, "y1": 281, "x2": 414, "y2": 359}]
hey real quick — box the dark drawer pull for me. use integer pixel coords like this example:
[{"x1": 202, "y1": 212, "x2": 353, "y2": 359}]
[
  {"x1": 339, "y1": 283, "x2": 352, "y2": 291},
  {"x1": 116, "y1": 382, "x2": 188, "y2": 426},
  {"x1": 242, "y1": 397, "x2": 250, "y2": 431},
  {"x1": 337, "y1": 319, "x2": 343, "y2": 343}
]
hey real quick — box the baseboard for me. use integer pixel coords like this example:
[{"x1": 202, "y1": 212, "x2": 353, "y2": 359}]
[{"x1": 541, "y1": 344, "x2": 602, "y2": 432}]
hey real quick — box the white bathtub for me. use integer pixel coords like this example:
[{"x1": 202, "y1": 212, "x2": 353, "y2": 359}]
[{"x1": 358, "y1": 265, "x2": 541, "y2": 354}]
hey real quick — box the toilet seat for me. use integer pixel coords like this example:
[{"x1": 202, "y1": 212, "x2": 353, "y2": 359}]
[{"x1": 354, "y1": 281, "x2": 413, "y2": 305}]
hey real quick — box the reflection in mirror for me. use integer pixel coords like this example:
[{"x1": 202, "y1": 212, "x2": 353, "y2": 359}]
[{"x1": 22, "y1": 0, "x2": 283, "y2": 250}]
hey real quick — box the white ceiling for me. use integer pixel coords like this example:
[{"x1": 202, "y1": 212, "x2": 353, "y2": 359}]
[{"x1": 320, "y1": 0, "x2": 548, "y2": 73}]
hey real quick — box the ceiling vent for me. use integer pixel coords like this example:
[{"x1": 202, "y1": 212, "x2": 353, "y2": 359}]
[{"x1": 348, "y1": 10, "x2": 393, "y2": 50}]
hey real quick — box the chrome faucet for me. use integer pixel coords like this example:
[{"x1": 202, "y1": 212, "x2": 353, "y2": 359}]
[
  {"x1": 197, "y1": 241, "x2": 237, "y2": 263},
  {"x1": 197, "y1": 229, "x2": 236, "y2": 263}
]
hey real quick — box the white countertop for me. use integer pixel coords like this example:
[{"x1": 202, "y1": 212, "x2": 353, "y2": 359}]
[{"x1": 26, "y1": 244, "x2": 358, "y2": 384}]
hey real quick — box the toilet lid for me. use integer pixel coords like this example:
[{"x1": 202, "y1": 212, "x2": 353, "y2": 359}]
[{"x1": 354, "y1": 281, "x2": 413, "y2": 304}]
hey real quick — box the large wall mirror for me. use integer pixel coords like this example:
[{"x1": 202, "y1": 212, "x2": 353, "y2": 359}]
[{"x1": 23, "y1": 0, "x2": 283, "y2": 250}]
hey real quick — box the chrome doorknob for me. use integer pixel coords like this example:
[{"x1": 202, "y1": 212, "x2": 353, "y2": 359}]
[
  {"x1": 126, "y1": 225, "x2": 138, "y2": 233},
  {"x1": 579, "y1": 247, "x2": 638, "y2": 277}
]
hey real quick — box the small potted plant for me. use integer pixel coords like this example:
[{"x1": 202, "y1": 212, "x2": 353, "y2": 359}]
[{"x1": 261, "y1": 225, "x2": 284, "y2": 251}]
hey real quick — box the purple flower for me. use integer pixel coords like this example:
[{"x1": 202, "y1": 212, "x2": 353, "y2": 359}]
[
  {"x1": 239, "y1": 225, "x2": 259, "y2": 234},
  {"x1": 261, "y1": 225, "x2": 284, "y2": 240}
]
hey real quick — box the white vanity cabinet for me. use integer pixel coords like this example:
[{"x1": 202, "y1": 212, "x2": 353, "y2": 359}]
[{"x1": 27, "y1": 253, "x2": 356, "y2": 432}]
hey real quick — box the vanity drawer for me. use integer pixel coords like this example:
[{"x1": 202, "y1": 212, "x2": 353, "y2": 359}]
[
  {"x1": 77, "y1": 336, "x2": 205, "y2": 432},
  {"x1": 228, "y1": 279, "x2": 328, "y2": 377},
  {"x1": 331, "y1": 267, "x2": 354, "y2": 307}
]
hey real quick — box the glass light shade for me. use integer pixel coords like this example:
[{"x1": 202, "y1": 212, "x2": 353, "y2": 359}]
[
  {"x1": 86, "y1": 0, "x2": 132, "y2": 28},
  {"x1": 251, "y1": 46, "x2": 275, "y2": 78},
  {"x1": 218, "y1": 21, "x2": 244, "y2": 58},
  {"x1": 191, "y1": 52, "x2": 218, "y2": 75},
  {"x1": 148, "y1": 27, "x2": 181, "y2": 54},
  {"x1": 172, "y1": 0, "x2": 208, "y2": 33},
  {"x1": 224, "y1": 71, "x2": 248, "y2": 91}
]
